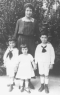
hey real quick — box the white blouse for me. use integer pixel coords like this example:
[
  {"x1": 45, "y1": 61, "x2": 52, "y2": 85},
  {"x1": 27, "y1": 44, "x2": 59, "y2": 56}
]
[{"x1": 35, "y1": 42, "x2": 55, "y2": 65}]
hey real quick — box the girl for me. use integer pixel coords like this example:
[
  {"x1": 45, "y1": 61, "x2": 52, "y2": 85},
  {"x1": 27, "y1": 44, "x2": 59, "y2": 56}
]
[
  {"x1": 3, "y1": 37, "x2": 19, "y2": 91},
  {"x1": 16, "y1": 44, "x2": 36, "y2": 93}
]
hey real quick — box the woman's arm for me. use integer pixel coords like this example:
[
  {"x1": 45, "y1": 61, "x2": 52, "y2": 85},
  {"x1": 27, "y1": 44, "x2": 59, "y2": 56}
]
[
  {"x1": 13, "y1": 20, "x2": 19, "y2": 39},
  {"x1": 34, "y1": 20, "x2": 40, "y2": 45}
]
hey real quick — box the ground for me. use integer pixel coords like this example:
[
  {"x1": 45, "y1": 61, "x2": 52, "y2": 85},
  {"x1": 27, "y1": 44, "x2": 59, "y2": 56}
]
[{"x1": 0, "y1": 76, "x2": 60, "y2": 95}]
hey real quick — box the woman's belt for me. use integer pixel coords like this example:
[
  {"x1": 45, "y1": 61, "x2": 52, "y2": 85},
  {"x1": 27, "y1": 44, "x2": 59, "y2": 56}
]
[{"x1": 18, "y1": 34, "x2": 35, "y2": 38}]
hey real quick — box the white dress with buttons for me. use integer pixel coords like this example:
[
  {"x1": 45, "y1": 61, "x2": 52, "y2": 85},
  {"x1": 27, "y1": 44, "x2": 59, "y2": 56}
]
[{"x1": 16, "y1": 54, "x2": 35, "y2": 79}]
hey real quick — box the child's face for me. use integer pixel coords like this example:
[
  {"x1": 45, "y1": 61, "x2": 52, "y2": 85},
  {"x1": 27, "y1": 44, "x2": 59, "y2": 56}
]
[
  {"x1": 25, "y1": 7, "x2": 33, "y2": 18},
  {"x1": 9, "y1": 41, "x2": 15, "y2": 48},
  {"x1": 21, "y1": 47, "x2": 28, "y2": 55},
  {"x1": 40, "y1": 35, "x2": 48, "y2": 44}
]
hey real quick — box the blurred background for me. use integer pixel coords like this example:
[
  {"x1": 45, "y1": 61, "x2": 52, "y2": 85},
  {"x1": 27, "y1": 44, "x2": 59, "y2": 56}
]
[{"x1": 0, "y1": 0, "x2": 60, "y2": 76}]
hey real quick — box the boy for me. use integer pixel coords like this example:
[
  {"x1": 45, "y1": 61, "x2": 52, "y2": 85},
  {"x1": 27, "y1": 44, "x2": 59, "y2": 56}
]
[
  {"x1": 3, "y1": 37, "x2": 19, "y2": 92},
  {"x1": 35, "y1": 31, "x2": 55, "y2": 93}
]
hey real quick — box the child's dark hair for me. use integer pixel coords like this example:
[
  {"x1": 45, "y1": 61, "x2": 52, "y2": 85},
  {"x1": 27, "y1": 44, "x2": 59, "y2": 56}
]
[
  {"x1": 8, "y1": 36, "x2": 16, "y2": 42},
  {"x1": 20, "y1": 44, "x2": 28, "y2": 54},
  {"x1": 20, "y1": 44, "x2": 28, "y2": 49}
]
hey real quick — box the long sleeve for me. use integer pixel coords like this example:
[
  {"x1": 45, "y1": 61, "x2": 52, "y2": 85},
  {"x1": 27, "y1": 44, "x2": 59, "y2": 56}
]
[
  {"x1": 50, "y1": 45, "x2": 55, "y2": 64},
  {"x1": 3, "y1": 48, "x2": 9, "y2": 66},
  {"x1": 12, "y1": 48, "x2": 19, "y2": 67},
  {"x1": 13, "y1": 48, "x2": 19, "y2": 57},
  {"x1": 13, "y1": 20, "x2": 19, "y2": 39},
  {"x1": 34, "y1": 20, "x2": 40, "y2": 44}
]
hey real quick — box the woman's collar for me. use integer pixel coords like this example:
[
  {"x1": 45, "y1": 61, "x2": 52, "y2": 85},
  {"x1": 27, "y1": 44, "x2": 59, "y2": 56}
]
[{"x1": 22, "y1": 17, "x2": 34, "y2": 22}]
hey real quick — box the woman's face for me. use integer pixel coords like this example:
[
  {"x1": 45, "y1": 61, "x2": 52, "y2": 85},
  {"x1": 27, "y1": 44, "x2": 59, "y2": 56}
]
[{"x1": 25, "y1": 7, "x2": 33, "y2": 18}]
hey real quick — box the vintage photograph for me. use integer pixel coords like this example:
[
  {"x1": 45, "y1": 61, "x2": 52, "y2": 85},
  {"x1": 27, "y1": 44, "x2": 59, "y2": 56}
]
[{"x1": 0, "y1": 0, "x2": 60, "y2": 95}]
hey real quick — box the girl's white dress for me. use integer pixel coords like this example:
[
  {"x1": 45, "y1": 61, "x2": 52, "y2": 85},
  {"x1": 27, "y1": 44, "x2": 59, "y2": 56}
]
[
  {"x1": 16, "y1": 54, "x2": 35, "y2": 79},
  {"x1": 3, "y1": 47, "x2": 19, "y2": 77}
]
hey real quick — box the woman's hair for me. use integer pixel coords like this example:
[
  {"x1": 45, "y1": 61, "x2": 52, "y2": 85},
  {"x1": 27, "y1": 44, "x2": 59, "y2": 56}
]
[{"x1": 24, "y1": 3, "x2": 34, "y2": 12}]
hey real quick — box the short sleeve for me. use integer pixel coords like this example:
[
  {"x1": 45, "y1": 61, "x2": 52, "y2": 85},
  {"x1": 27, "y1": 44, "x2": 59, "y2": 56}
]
[{"x1": 29, "y1": 54, "x2": 34, "y2": 62}]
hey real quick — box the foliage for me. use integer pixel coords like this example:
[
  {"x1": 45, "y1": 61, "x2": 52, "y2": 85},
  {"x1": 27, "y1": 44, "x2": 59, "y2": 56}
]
[{"x1": 0, "y1": 0, "x2": 60, "y2": 66}]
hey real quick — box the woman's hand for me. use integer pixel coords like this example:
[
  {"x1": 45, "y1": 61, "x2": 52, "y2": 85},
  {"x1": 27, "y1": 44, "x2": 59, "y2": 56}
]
[
  {"x1": 33, "y1": 64, "x2": 37, "y2": 70},
  {"x1": 49, "y1": 64, "x2": 53, "y2": 69}
]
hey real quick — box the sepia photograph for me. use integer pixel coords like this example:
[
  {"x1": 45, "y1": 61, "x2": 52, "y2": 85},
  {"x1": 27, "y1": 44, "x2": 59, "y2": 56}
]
[{"x1": 0, "y1": 0, "x2": 60, "y2": 95}]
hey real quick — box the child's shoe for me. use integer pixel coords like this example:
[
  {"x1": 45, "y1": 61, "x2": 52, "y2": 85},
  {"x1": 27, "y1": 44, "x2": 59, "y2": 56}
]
[
  {"x1": 7, "y1": 82, "x2": 15, "y2": 87},
  {"x1": 20, "y1": 86, "x2": 24, "y2": 92},
  {"x1": 25, "y1": 88, "x2": 31, "y2": 93},
  {"x1": 19, "y1": 85, "x2": 21, "y2": 89},
  {"x1": 38, "y1": 84, "x2": 44, "y2": 92},
  {"x1": 29, "y1": 80, "x2": 35, "y2": 89},
  {"x1": 45, "y1": 84, "x2": 49, "y2": 93},
  {"x1": 9, "y1": 85, "x2": 13, "y2": 92}
]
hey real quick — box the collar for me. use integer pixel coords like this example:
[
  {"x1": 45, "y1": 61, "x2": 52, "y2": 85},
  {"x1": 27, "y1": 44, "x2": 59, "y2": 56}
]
[
  {"x1": 22, "y1": 17, "x2": 34, "y2": 22},
  {"x1": 41, "y1": 43, "x2": 47, "y2": 47},
  {"x1": 8, "y1": 47, "x2": 14, "y2": 51}
]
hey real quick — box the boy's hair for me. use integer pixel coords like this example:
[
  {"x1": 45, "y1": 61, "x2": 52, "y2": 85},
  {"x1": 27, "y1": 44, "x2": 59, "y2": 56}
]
[{"x1": 8, "y1": 36, "x2": 15, "y2": 42}]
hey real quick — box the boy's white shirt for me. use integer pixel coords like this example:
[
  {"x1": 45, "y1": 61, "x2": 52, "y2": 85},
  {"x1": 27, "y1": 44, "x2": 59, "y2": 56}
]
[
  {"x1": 3, "y1": 47, "x2": 19, "y2": 67},
  {"x1": 35, "y1": 42, "x2": 55, "y2": 65}
]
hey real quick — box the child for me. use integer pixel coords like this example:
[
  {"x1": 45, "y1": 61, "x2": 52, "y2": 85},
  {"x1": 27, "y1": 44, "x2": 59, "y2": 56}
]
[
  {"x1": 3, "y1": 37, "x2": 19, "y2": 91},
  {"x1": 16, "y1": 44, "x2": 35, "y2": 93},
  {"x1": 35, "y1": 31, "x2": 55, "y2": 93}
]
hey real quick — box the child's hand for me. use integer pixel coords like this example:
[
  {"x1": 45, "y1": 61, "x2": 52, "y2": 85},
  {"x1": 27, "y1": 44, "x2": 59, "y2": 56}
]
[
  {"x1": 49, "y1": 64, "x2": 53, "y2": 69},
  {"x1": 14, "y1": 67, "x2": 18, "y2": 72},
  {"x1": 33, "y1": 64, "x2": 37, "y2": 70}
]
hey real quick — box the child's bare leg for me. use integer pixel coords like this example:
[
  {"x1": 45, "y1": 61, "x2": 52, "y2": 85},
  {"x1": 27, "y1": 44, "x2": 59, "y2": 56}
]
[
  {"x1": 38, "y1": 74, "x2": 44, "y2": 92},
  {"x1": 8, "y1": 77, "x2": 14, "y2": 92},
  {"x1": 25, "y1": 79, "x2": 31, "y2": 93},
  {"x1": 44, "y1": 76, "x2": 49, "y2": 93},
  {"x1": 19, "y1": 79, "x2": 24, "y2": 92},
  {"x1": 44, "y1": 67, "x2": 49, "y2": 93}
]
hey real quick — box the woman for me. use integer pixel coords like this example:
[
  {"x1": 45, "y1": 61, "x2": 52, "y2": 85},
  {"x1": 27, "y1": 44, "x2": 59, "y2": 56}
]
[
  {"x1": 13, "y1": 3, "x2": 40, "y2": 56},
  {"x1": 13, "y1": 3, "x2": 40, "y2": 89}
]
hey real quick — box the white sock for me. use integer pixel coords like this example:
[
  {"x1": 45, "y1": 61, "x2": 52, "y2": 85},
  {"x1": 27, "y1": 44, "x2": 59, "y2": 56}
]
[
  {"x1": 25, "y1": 80, "x2": 29, "y2": 88},
  {"x1": 9, "y1": 77, "x2": 14, "y2": 84},
  {"x1": 45, "y1": 76, "x2": 49, "y2": 84},
  {"x1": 40, "y1": 75, "x2": 44, "y2": 84},
  {"x1": 19, "y1": 80, "x2": 24, "y2": 87}
]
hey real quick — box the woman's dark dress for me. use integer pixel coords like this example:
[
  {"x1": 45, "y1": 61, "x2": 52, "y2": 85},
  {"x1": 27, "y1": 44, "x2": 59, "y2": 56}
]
[{"x1": 13, "y1": 18, "x2": 39, "y2": 56}]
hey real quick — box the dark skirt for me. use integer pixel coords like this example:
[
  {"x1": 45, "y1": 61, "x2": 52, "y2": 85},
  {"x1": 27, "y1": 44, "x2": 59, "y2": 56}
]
[{"x1": 17, "y1": 34, "x2": 36, "y2": 56}]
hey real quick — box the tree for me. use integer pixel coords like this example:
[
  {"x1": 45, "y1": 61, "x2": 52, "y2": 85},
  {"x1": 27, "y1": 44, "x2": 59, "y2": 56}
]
[{"x1": 0, "y1": 0, "x2": 60, "y2": 67}]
